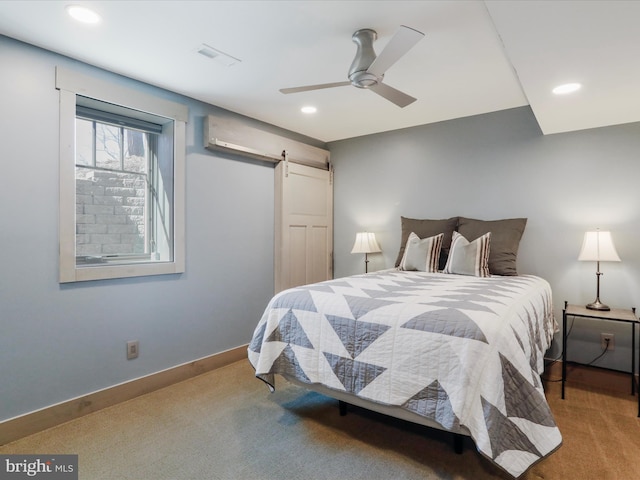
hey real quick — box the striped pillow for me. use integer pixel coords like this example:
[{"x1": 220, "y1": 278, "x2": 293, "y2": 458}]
[
  {"x1": 443, "y1": 231, "x2": 491, "y2": 277},
  {"x1": 399, "y1": 232, "x2": 443, "y2": 272}
]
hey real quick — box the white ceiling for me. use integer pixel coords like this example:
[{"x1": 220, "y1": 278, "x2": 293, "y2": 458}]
[{"x1": 0, "y1": 1, "x2": 638, "y2": 143}]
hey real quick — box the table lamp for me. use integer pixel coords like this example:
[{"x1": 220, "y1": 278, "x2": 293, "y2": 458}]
[
  {"x1": 351, "y1": 232, "x2": 381, "y2": 273},
  {"x1": 578, "y1": 230, "x2": 621, "y2": 311}
]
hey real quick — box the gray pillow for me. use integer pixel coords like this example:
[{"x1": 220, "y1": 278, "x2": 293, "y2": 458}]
[
  {"x1": 395, "y1": 216, "x2": 459, "y2": 270},
  {"x1": 457, "y1": 217, "x2": 527, "y2": 276},
  {"x1": 443, "y1": 231, "x2": 491, "y2": 277}
]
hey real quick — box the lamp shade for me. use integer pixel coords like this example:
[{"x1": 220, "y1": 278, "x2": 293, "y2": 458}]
[
  {"x1": 578, "y1": 231, "x2": 621, "y2": 262},
  {"x1": 351, "y1": 232, "x2": 381, "y2": 254}
]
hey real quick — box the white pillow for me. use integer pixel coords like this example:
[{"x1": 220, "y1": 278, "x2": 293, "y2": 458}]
[
  {"x1": 443, "y1": 231, "x2": 491, "y2": 277},
  {"x1": 399, "y1": 232, "x2": 443, "y2": 272}
]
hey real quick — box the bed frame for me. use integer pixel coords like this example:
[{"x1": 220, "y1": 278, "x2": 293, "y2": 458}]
[{"x1": 283, "y1": 374, "x2": 470, "y2": 453}]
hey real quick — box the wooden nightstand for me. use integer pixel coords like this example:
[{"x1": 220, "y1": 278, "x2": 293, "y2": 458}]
[{"x1": 562, "y1": 301, "x2": 639, "y2": 416}]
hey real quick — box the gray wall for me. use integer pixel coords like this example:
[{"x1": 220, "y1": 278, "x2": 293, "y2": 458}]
[
  {"x1": 329, "y1": 106, "x2": 640, "y2": 371},
  {"x1": 0, "y1": 36, "x2": 323, "y2": 422}
]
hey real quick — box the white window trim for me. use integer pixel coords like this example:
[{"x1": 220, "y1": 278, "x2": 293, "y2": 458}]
[{"x1": 56, "y1": 67, "x2": 187, "y2": 283}]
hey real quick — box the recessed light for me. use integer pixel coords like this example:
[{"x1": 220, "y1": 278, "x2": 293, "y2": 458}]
[
  {"x1": 66, "y1": 5, "x2": 101, "y2": 24},
  {"x1": 552, "y1": 83, "x2": 582, "y2": 95},
  {"x1": 301, "y1": 106, "x2": 317, "y2": 114}
]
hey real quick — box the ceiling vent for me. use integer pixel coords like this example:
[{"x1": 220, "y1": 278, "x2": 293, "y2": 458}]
[{"x1": 196, "y1": 44, "x2": 241, "y2": 67}]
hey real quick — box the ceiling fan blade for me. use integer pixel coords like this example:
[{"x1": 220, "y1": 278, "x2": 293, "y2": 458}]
[
  {"x1": 370, "y1": 82, "x2": 417, "y2": 108},
  {"x1": 280, "y1": 81, "x2": 351, "y2": 94},
  {"x1": 367, "y1": 25, "x2": 424, "y2": 77}
]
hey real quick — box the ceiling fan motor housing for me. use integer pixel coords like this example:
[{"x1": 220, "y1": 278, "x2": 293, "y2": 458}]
[{"x1": 348, "y1": 29, "x2": 382, "y2": 88}]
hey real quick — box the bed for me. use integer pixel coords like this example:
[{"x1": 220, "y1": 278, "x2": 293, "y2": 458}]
[{"x1": 248, "y1": 217, "x2": 562, "y2": 478}]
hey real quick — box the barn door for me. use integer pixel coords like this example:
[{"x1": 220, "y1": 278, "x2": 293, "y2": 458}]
[{"x1": 275, "y1": 159, "x2": 333, "y2": 294}]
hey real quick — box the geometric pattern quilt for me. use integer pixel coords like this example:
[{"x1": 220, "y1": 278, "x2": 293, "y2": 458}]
[{"x1": 248, "y1": 270, "x2": 562, "y2": 478}]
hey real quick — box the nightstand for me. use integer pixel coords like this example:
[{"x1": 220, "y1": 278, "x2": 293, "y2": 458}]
[{"x1": 562, "y1": 301, "x2": 639, "y2": 417}]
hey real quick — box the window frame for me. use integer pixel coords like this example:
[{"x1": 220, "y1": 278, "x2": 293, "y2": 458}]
[{"x1": 56, "y1": 67, "x2": 187, "y2": 283}]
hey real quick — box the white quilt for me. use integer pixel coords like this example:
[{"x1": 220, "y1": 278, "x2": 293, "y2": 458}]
[{"x1": 248, "y1": 270, "x2": 562, "y2": 478}]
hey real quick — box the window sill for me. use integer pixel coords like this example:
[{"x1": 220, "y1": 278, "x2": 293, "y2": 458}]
[{"x1": 61, "y1": 261, "x2": 184, "y2": 283}]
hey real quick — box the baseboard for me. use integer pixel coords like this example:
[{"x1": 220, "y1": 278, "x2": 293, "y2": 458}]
[
  {"x1": 0, "y1": 344, "x2": 248, "y2": 446},
  {"x1": 544, "y1": 358, "x2": 639, "y2": 394}
]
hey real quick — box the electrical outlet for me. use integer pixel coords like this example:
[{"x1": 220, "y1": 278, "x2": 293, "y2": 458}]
[
  {"x1": 600, "y1": 333, "x2": 615, "y2": 351},
  {"x1": 127, "y1": 340, "x2": 139, "y2": 360}
]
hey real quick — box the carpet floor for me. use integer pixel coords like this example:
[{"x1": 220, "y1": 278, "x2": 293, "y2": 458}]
[{"x1": 1, "y1": 360, "x2": 639, "y2": 479}]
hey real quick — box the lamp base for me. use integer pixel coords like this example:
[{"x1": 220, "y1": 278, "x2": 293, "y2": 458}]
[{"x1": 586, "y1": 300, "x2": 610, "y2": 311}]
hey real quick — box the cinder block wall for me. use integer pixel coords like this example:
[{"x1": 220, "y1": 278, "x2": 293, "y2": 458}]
[{"x1": 75, "y1": 170, "x2": 145, "y2": 256}]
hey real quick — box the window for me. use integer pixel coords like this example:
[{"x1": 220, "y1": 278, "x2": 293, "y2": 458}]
[
  {"x1": 57, "y1": 67, "x2": 187, "y2": 282},
  {"x1": 74, "y1": 100, "x2": 167, "y2": 265}
]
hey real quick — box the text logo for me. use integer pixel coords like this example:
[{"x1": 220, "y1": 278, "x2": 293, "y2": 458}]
[{"x1": 0, "y1": 455, "x2": 77, "y2": 480}]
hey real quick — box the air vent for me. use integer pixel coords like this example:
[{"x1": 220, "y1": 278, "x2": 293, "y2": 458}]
[{"x1": 196, "y1": 44, "x2": 241, "y2": 67}]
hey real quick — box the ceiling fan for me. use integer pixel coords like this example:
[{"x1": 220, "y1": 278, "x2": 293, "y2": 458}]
[{"x1": 280, "y1": 25, "x2": 425, "y2": 108}]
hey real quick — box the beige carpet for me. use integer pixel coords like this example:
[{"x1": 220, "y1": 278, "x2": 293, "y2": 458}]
[{"x1": 1, "y1": 360, "x2": 639, "y2": 479}]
